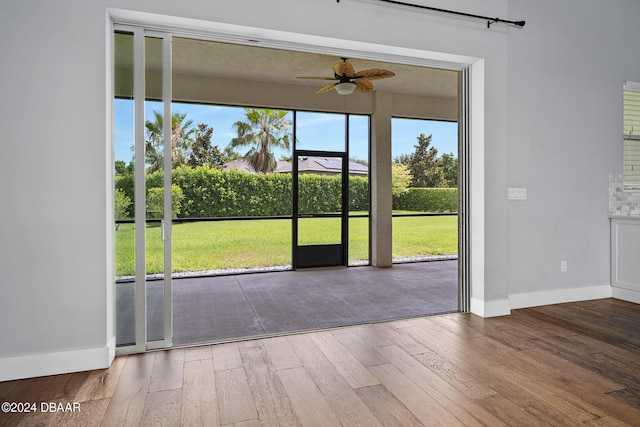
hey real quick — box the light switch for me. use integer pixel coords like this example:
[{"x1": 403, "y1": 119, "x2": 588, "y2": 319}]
[{"x1": 508, "y1": 187, "x2": 527, "y2": 200}]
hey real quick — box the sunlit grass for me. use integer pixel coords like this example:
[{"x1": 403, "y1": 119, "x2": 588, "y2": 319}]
[
  {"x1": 172, "y1": 219, "x2": 292, "y2": 272},
  {"x1": 392, "y1": 215, "x2": 457, "y2": 258},
  {"x1": 115, "y1": 215, "x2": 457, "y2": 277}
]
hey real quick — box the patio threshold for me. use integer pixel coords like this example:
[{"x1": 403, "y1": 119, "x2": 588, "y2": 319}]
[{"x1": 115, "y1": 254, "x2": 458, "y2": 282}]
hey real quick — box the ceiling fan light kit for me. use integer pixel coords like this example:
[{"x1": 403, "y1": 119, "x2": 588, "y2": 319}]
[{"x1": 334, "y1": 82, "x2": 356, "y2": 95}]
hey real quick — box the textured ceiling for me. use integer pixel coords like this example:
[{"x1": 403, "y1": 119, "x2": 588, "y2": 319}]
[
  {"x1": 114, "y1": 33, "x2": 459, "y2": 99},
  {"x1": 171, "y1": 37, "x2": 459, "y2": 99}
]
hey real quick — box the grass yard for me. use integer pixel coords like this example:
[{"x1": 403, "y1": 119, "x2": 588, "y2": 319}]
[
  {"x1": 392, "y1": 215, "x2": 458, "y2": 259},
  {"x1": 115, "y1": 215, "x2": 457, "y2": 277}
]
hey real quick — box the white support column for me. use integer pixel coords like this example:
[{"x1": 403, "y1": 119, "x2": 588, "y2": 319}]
[{"x1": 371, "y1": 91, "x2": 393, "y2": 267}]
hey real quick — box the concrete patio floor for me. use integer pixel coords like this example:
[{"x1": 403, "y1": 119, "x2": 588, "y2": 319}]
[{"x1": 116, "y1": 260, "x2": 459, "y2": 347}]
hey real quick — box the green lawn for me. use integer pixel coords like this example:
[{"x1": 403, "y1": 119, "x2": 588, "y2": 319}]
[
  {"x1": 392, "y1": 215, "x2": 458, "y2": 258},
  {"x1": 115, "y1": 215, "x2": 457, "y2": 277}
]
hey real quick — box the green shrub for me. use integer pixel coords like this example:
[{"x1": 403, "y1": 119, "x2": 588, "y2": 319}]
[
  {"x1": 393, "y1": 187, "x2": 458, "y2": 212},
  {"x1": 173, "y1": 166, "x2": 369, "y2": 217},
  {"x1": 146, "y1": 184, "x2": 184, "y2": 218},
  {"x1": 349, "y1": 176, "x2": 369, "y2": 211},
  {"x1": 115, "y1": 175, "x2": 134, "y2": 218},
  {"x1": 172, "y1": 166, "x2": 292, "y2": 217},
  {"x1": 116, "y1": 165, "x2": 371, "y2": 219},
  {"x1": 391, "y1": 163, "x2": 412, "y2": 198},
  {"x1": 114, "y1": 167, "x2": 460, "y2": 217},
  {"x1": 298, "y1": 174, "x2": 340, "y2": 213},
  {"x1": 114, "y1": 188, "x2": 132, "y2": 220}
]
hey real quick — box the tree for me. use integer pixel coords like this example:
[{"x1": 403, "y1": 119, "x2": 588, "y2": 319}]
[
  {"x1": 114, "y1": 188, "x2": 132, "y2": 221},
  {"x1": 393, "y1": 153, "x2": 412, "y2": 166},
  {"x1": 222, "y1": 146, "x2": 242, "y2": 163},
  {"x1": 187, "y1": 123, "x2": 224, "y2": 168},
  {"x1": 440, "y1": 152, "x2": 458, "y2": 188},
  {"x1": 391, "y1": 163, "x2": 412, "y2": 198},
  {"x1": 115, "y1": 160, "x2": 127, "y2": 176},
  {"x1": 115, "y1": 160, "x2": 134, "y2": 176},
  {"x1": 229, "y1": 108, "x2": 292, "y2": 173},
  {"x1": 407, "y1": 134, "x2": 447, "y2": 188},
  {"x1": 145, "y1": 111, "x2": 196, "y2": 172}
]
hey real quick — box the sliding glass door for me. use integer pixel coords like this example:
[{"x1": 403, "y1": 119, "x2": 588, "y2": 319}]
[{"x1": 114, "y1": 27, "x2": 173, "y2": 352}]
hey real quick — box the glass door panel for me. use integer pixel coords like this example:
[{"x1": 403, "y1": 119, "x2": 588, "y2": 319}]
[
  {"x1": 114, "y1": 28, "x2": 172, "y2": 353},
  {"x1": 144, "y1": 36, "x2": 172, "y2": 348},
  {"x1": 296, "y1": 155, "x2": 343, "y2": 247},
  {"x1": 293, "y1": 152, "x2": 347, "y2": 268},
  {"x1": 114, "y1": 31, "x2": 135, "y2": 347},
  {"x1": 297, "y1": 217, "x2": 341, "y2": 246},
  {"x1": 143, "y1": 98, "x2": 165, "y2": 343}
]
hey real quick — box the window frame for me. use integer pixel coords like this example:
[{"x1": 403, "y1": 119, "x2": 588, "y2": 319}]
[{"x1": 623, "y1": 81, "x2": 640, "y2": 190}]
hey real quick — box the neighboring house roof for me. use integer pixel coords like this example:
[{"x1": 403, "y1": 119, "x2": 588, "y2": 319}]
[
  {"x1": 223, "y1": 157, "x2": 368, "y2": 176},
  {"x1": 223, "y1": 158, "x2": 256, "y2": 173},
  {"x1": 296, "y1": 157, "x2": 368, "y2": 176},
  {"x1": 223, "y1": 159, "x2": 293, "y2": 173}
]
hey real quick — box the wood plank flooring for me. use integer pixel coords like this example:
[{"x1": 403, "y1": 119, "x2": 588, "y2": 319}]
[{"x1": 2, "y1": 298, "x2": 640, "y2": 426}]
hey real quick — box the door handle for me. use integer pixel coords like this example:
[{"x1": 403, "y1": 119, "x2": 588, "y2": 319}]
[{"x1": 161, "y1": 219, "x2": 169, "y2": 241}]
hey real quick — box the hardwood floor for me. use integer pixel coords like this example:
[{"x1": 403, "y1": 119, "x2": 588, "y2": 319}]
[{"x1": 2, "y1": 298, "x2": 640, "y2": 426}]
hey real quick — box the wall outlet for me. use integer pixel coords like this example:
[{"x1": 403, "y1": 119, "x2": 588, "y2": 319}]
[
  {"x1": 508, "y1": 187, "x2": 527, "y2": 200},
  {"x1": 560, "y1": 260, "x2": 567, "y2": 272}
]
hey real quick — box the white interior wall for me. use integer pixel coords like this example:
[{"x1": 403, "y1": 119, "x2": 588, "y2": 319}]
[
  {"x1": 506, "y1": 0, "x2": 640, "y2": 308},
  {"x1": 1, "y1": 0, "x2": 638, "y2": 381}
]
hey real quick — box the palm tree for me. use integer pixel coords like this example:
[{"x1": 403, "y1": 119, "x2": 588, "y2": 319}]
[
  {"x1": 230, "y1": 108, "x2": 292, "y2": 173},
  {"x1": 145, "y1": 111, "x2": 196, "y2": 172}
]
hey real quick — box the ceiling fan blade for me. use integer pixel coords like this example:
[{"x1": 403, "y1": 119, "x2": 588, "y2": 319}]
[
  {"x1": 315, "y1": 83, "x2": 337, "y2": 94},
  {"x1": 354, "y1": 79, "x2": 374, "y2": 93},
  {"x1": 297, "y1": 76, "x2": 337, "y2": 80},
  {"x1": 353, "y1": 69, "x2": 396, "y2": 80},
  {"x1": 333, "y1": 61, "x2": 355, "y2": 78}
]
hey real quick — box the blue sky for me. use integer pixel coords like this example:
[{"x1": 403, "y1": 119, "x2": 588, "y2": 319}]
[{"x1": 114, "y1": 100, "x2": 458, "y2": 164}]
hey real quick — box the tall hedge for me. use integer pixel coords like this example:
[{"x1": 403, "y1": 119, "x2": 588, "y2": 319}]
[
  {"x1": 393, "y1": 187, "x2": 458, "y2": 212},
  {"x1": 115, "y1": 165, "x2": 370, "y2": 218},
  {"x1": 173, "y1": 167, "x2": 292, "y2": 217}
]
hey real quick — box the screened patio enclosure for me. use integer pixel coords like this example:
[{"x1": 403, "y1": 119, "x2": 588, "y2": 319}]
[{"x1": 113, "y1": 30, "x2": 465, "y2": 351}]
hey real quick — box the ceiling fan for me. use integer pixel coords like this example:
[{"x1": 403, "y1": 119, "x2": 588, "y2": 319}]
[{"x1": 297, "y1": 58, "x2": 395, "y2": 95}]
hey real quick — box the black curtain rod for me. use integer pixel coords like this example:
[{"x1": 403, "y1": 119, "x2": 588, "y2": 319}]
[{"x1": 337, "y1": 0, "x2": 525, "y2": 28}]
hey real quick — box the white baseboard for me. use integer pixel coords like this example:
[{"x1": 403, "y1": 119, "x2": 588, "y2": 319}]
[
  {"x1": 612, "y1": 286, "x2": 640, "y2": 304},
  {"x1": 0, "y1": 344, "x2": 113, "y2": 382},
  {"x1": 471, "y1": 285, "x2": 617, "y2": 318},
  {"x1": 509, "y1": 284, "x2": 612, "y2": 310},
  {"x1": 108, "y1": 336, "x2": 116, "y2": 364},
  {"x1": 470, "y1": 297, "x2": 511, "y2": 318}
]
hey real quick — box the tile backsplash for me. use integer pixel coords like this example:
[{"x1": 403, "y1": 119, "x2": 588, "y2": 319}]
[{"x1": 610, "y1": 174, "x2": 640, "y2": 217}]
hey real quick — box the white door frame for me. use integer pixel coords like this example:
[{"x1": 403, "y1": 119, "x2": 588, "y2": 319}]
[{"x1": 109, "y1": 11, "x2": 487, "y2": 349}]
